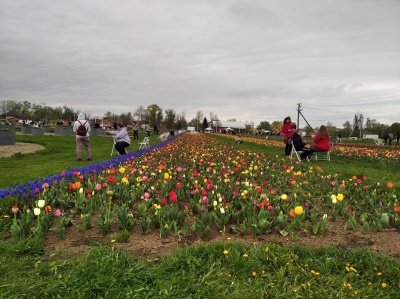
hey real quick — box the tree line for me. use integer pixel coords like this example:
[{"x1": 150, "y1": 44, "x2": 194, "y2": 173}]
[
  {"x1": 1, "y1": 100, "x2": 398, "y2": 135},
  {"x1": 0, "y1": 100, "x2": 217, "y2": 131}
]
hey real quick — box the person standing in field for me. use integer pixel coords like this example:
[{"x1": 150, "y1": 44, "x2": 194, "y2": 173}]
[
  {"x1": 282, "y1": 116, "x2": 295, "y2": 157},
  {"x1": 73, "y1": 113, "x2": 91, "y2": 161},
  {"x1": 145, "y1": 124, "x2": 151, "y2": 137},
  {"x1": 388, "y1": 132, "x2": 394, "y2": 145},
  {"x1": 132, "y1": 121, "x2": 139, "y2": 140}
]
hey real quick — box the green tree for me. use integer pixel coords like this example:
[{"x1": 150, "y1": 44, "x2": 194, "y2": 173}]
[
  {"x1": 62, "y1": 105, "x2": 77, "y2": 121},
  {"x1": 175, "y1": 112, "x2": 187, "y2": 130},
  {"x1": 202, "y1": 117, "x2": 208, "y2": 130},
  {"x1": 163, "y1": 109, "x2": 176, "y2": 129},
  {"x1": 120, "y1": 112, "x2": 133, "y2": 125},
  {"x1": 146, "y1": 104, "x2": 162, "y2": 126},
  {"x1": 342, "y1": 121, "x2": 352, "y2": 137},
  {"x1": 257, "y1": 121, "x2": 271, "y2": 131},
  {"x1": 271, "y1": 120, "x2": 282, "y2": 134},
  {"x1": 21, "y1": 101, "x2": 32, "y2": 117},
  {"x1": 390, "y1": 122, "x2": 400, "y2": 134}
]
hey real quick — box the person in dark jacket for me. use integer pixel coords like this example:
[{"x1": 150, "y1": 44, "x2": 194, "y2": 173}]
[
  {"x1": 292, "y1": 129, "x2": 311, "y2": 160},
  {"x1": 383, "y1": 132, "x2": 389, "y2": 145}
]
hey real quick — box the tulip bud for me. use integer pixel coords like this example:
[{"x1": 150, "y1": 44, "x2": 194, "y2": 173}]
[{"x1": 34, "y1": 208, "x2": 41, "y2": 216}]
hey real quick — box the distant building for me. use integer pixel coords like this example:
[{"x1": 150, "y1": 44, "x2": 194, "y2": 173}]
[
  {"x1": 211, "y1": 121, "x2": 246, "y2": 133},
  {"x1": 0, "y1": 110, "x2": 28, "y2": 125}
]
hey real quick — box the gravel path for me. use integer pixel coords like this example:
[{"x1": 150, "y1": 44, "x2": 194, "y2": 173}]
[{"x1": 0, "y1": 142, "x2": 45, "y2": 158}]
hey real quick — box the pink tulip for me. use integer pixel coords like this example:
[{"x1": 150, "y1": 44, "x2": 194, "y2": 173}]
[{"x1": 54, "y1": 209, "x2": 62, "y2": 217}]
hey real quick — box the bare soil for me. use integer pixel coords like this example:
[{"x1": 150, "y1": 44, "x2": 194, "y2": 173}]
[{"x1": 43, "y1": 215, "x2": 400, "y2": 259}]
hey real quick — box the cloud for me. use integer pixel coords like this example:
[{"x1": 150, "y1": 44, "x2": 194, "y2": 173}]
[{"x1": 1, "y1": 0, "x2": 399, "y2": 128}]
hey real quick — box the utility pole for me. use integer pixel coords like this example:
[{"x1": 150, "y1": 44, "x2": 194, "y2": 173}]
[
  {"x1": 296, "y1": 103, "x2": 302, "y2": 129},
  {"x1": 296, "y1": 103, "x2": 315, "y2": 134}
]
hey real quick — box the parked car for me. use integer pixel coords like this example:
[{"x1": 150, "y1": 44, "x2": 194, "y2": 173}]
[
  {"x1": 349, "y1": 137, "x2": 358, "y2": 140},
  {"x1": 18, "y1": 119, "x2": 33, "y2": 125}
]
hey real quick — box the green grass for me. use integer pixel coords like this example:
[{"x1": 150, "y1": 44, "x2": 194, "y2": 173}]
[
  {"x1": 0, "y1": 240, "x2": 399, "y2": 298},
  {"x1": 1, "y1": 133, "x2": 400, "y2": 298}
]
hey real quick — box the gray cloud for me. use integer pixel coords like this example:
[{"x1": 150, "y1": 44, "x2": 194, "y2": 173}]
[{"x1": 1, "y1": 0, "x2": 399, "y2": 127}]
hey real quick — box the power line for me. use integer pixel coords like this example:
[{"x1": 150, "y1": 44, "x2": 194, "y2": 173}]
[
  {"x1": 304, "y1": 95, "x2": 400, "y2": 108},
  {"x1": 335, "y1": 94, "x2": 400, "y2": 103}
]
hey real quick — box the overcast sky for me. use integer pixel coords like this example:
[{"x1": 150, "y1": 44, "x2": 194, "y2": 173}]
[{"x1": 1, "y1": 0, "x2": 399, "y2": 128}]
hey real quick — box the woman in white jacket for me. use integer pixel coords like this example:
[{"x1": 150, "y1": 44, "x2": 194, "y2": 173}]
[{"x1": 114, "y1": 122, "x2": 131, "y2": 155}]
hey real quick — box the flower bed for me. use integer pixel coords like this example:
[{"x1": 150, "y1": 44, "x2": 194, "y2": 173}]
[
  {"x1": 222, "y1": 134, "x2": 400, "y2": 165},
  {"x1": 2, "y1": 133, "x2": 399, "y2": 242}
]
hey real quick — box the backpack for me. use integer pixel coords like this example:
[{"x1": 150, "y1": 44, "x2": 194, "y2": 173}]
[{"x1": 76, "y1": 120, "x2": 88, "y2": 136}]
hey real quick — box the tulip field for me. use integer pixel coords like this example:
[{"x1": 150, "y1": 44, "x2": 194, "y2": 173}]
[{"x1": 1, "y1": 132, "x2": 400, "y2": 298}]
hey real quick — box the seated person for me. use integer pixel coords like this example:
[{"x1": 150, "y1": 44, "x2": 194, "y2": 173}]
[
  {"x1": 114, "y1": 122, "x2": 131, "y2": 155},
  {"x1": 235, "y1": 135, "x2": 243, "y2": 144},
  {"x1": 310, "y1": 125, "x2": 330, "y2": 153},
  {"x1": 292, "y1": 129, "x2": 311, "y2": 160}
]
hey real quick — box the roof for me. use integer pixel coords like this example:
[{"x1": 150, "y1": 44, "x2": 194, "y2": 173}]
[
  {"x1": 0, "y1": 110, "x2": 27, "y2": 118},
  {"x1": 211, "y1": 121, "x2": 246, "y2": 129}
]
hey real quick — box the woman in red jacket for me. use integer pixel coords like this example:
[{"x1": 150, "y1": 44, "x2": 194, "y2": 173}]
[
  {"x1": 310, "y1": 125, "x2": 330, "y2": 152},
  {"x1": 282, "y1": 116, "x2": 296, "y2": 156}
]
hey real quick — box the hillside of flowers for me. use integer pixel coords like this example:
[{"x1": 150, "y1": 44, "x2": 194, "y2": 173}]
[
  {"x1": 2, "y1": 133, "x2": 400, "y2": 242},
  {"x1": 220, "y1": 134, "x2": 400, "y2": 165}
]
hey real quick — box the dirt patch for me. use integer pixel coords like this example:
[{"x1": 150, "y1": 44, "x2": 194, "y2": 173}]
[
  {"x1": 0, "y1": 142, "x2": 45, "y2": 158},
  {"x1": 42, "y1": 216, "x2": 400, "y2": 259}
]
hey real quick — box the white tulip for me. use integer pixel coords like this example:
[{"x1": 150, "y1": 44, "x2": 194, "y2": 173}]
[
  {"x1": 37, "y1": 199, "x2": 45, "y2": 208},
  {"x1": 34, "y1": 208, "x2": 41, "y2": 216}
]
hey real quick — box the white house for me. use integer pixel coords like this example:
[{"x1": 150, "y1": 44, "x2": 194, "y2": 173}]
[{"x1": 211, "y1": 121, "x2": 246, "y2": 133}]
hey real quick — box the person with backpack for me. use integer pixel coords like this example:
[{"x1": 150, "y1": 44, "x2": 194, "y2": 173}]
[{"x1": 73, "y1": 113, "x2": 92, "y2": 161}]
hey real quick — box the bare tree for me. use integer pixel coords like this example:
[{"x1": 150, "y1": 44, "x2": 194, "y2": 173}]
[
  {"x1": 209, "y1": 112, "x2": 219, "y2": 121},
  {"x1": 133, "y1": 106, "x2": 148, "y2": 123},
  {"x1": 195, "y1": 110, "x2": 203, "y2": 131},
  {"x1": 83, "y1": 110, "x2": 92, "y2": 120}
]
